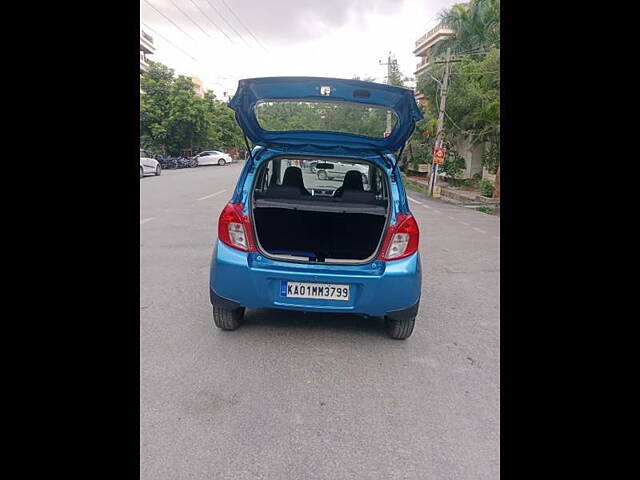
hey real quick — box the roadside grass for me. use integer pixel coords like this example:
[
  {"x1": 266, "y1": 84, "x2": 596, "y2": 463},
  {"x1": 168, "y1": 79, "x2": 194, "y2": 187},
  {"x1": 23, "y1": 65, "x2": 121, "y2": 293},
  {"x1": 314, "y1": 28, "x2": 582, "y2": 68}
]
[
  {"x1": 402, "y1": 173, "x2": 429, "y2": 196},
  {"x1": 475, "y1": 206, "x2": 494, "y2": 214}
]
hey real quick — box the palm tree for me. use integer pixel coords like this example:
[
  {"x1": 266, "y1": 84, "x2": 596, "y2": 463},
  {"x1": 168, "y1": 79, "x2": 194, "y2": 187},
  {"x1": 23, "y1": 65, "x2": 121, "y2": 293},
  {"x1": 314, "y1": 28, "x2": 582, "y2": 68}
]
[
  {"x1": 428, "y1": 0, "x2": 500, "y2": 197},
  {"x1": 432, "y1": 0, "x2": 500, "y2": 57}
]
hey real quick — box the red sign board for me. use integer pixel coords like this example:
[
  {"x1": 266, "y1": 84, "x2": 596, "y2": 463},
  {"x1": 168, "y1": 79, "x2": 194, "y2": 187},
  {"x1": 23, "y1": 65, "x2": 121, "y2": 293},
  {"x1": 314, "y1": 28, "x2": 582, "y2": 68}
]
[{"x1": 432, "y1": 147, "x2": 446, "y2": 165}]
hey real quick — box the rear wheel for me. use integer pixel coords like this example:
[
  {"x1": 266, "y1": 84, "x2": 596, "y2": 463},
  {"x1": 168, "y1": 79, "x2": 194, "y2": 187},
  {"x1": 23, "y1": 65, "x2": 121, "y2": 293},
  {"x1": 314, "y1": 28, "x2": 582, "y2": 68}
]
[
  {"x1": 213, "y1": 306, "x2": 245, "y2": 330},
  {"x1": 385, "y1": 316, "x2": 415, "y2": 339},
  {"x1": 140, "y1": 166, "x2": 144, "y2": 178},
  {"x1": 155, "y1": 165, "x2": 161, "y2": 176},
  {"x1": 218, "y1": 158, "x2": 226, "y2": 166}
]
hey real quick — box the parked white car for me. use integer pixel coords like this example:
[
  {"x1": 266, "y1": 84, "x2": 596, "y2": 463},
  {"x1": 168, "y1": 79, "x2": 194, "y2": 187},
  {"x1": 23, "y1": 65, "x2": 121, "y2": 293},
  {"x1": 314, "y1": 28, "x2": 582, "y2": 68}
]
[
  {"x1": 316, "y1": 160, "x2": 369, "y2": 184},
  {"x1": 140, "y1": 149, "x2": 161, "y2": 178},
  {"x1": 193, "y1": 150, "x2": 234, "y2": 166}
]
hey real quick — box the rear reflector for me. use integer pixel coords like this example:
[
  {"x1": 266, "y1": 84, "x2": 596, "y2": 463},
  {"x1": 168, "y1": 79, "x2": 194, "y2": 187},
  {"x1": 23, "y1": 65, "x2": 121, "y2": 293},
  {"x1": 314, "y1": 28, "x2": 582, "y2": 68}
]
[
  {"x1": 218, "y1": 203, "x2": 256, "y2": 252},
  {"x1": 377, "y1": 214, "x2": 419, "y2": 260}
]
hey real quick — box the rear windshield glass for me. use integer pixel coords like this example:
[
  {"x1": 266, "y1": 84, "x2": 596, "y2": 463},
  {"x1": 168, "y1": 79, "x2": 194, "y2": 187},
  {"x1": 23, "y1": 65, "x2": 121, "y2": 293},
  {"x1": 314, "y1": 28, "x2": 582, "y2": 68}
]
[
  {"x1": 254, "y1": 157, "x2": 388, "y2": 200},
  {"x1": 254, "y1": 100, "x2": 398, "y2": 138}
]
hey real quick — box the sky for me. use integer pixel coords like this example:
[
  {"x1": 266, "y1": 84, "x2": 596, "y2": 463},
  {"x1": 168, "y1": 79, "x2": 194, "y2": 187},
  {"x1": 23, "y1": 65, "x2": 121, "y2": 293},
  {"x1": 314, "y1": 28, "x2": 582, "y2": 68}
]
[{"x1": 140, "y1": 0, "x2": 458, "y2": 99}]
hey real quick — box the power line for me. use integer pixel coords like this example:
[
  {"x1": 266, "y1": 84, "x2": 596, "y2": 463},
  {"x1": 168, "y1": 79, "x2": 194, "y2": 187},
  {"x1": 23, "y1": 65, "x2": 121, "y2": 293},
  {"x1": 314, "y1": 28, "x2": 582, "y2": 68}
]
[
  {"x1": 217, "y1": 0, "x2": 269, "y2": 53},
  {"x1": 202, "y1": 0, "x2": 253, "y2": 48},
  {"x1": 141, "y1": 22, "x2": 200, "y2": 63},
  {"x1": 141, "y1": 22, "x2": 237, "y2": 96},
  {"x1": 454, "y1": 47, "x2": 486, "y2": 55},
  {"x1": 454, "y1": 41, "x2": 500, "y2": 56},
  {"x1": 450, "y1": 71, "x2": 499, "y2": 75},
  {"x1": 433, "y1": 70, "x2": 485, "y2": 137},
  {"x1": 143, "y1": 0, "x2": 195, "y2": 41},
  {"x1": 460, "y1": 52, "x2": 491, "y2": 57},
  {"x1": 166, "y1": 0, "x2": 218, "y2": 41},
  {"x1": 185, "y1": 0, "x2": 235, "y2": 43},
  {"x1": 445, "y1": 110, "x2": 479, "y2": 136}
]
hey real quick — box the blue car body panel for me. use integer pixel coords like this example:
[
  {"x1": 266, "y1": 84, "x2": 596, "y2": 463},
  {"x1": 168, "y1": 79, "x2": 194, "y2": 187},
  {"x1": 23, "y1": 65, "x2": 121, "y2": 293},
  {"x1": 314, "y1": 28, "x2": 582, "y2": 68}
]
[
  {"x1": 228, "y1": 76, "x2": 423, "y2": 154},
  {"x1": 211, "y1": 242, "x2": 421, "y2": 317},
  {"x1": 211, "y1": 77, "x2": 422, "y2": 318}
]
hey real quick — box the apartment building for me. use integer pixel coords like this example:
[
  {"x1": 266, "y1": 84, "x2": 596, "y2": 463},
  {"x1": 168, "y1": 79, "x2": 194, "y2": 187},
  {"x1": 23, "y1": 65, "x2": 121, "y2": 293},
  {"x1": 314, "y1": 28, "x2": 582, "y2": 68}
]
[
  {"x1": 412, "y1": 22, "x2": 455, "y2": 105},
  {"x1": 140, "y1": 28, "x2": 155, "y2": 75},
  {"x1": 412, "y1": 21, "x2": 485, "y2": 180},
  {"x1": 191, "y1": 77, "x2": 205, "y2": 98}
]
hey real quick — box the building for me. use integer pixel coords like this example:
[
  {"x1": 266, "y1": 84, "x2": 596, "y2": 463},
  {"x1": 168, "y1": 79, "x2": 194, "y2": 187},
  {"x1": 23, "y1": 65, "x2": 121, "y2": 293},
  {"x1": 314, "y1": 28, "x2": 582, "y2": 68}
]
[
  {"x1": 412, "y1": 20, "x2": 485, "y2": 180},
  {"x1": 140, "y1": 28, "x2": 155, "y2": 75},
  {"x1": 191, "y1": 77, "x2": 205, "y2": 98},
  {"x1": 412, "y1": 21, "x2": 455, "y2": 105}
]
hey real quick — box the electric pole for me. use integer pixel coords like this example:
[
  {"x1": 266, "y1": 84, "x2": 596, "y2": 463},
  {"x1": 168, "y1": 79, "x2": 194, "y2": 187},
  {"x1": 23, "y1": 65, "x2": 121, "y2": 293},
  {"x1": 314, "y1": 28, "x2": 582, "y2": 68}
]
[
  {"x1": 429, "y1": 47, "x2": 454, "y2": 197},
  {"x1": 379, "y1": 52, "x2": 395, "y2": 134}
]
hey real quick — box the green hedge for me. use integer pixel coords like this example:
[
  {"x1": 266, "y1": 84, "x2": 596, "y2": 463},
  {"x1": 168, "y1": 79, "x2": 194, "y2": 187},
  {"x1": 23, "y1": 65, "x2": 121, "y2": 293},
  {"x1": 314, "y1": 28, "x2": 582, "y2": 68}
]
[{"x1": 480, "y1": 179, "x2": 494, "y2": 197}]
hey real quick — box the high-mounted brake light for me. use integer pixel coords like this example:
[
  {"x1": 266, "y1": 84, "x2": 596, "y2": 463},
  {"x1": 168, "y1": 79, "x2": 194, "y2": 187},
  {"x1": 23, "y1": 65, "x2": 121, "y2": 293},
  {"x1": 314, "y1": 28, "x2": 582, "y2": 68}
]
[
  {"x1": 218, "y1": 203, "x2": 256, "y2": 252},
  {"x1": 377, "y1": 213, "x2": 420, "y2": 260}
]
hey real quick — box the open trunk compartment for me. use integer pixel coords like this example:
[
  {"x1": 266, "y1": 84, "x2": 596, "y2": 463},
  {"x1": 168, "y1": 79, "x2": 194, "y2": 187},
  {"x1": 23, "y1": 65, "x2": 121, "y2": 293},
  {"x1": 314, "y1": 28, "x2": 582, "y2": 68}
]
[
  {"x1": 251, "y1": 156, "x2": 390, "y2": 263},
  {"x1": 253, "y1": 207, "x2": 386, "y2": 262}
]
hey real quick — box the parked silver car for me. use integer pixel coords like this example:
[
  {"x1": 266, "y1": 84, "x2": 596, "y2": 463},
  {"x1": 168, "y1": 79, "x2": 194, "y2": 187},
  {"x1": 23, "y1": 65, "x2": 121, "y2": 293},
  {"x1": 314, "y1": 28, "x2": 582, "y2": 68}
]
[
  {"x1": 316, "y1": 160, "x2": 369, "y2": 184},
  {"x1": 193, "y1": 150, "x2": 234, "y2": 166},
  {"x1": 140, "y1": 149, "x2": 161, "y2": 178}
]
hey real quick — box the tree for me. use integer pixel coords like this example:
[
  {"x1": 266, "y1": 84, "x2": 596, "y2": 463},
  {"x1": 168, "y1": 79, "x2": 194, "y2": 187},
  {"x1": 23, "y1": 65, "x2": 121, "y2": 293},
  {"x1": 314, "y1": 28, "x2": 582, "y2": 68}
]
[
  {"x1": 165, "y1": 76, "x2": 209, "y2": 155},
  {"x1": 140, "y1": 61, "x2": 175, "y2": 154},
  {"x1": 202, "y1": 91, "x2": 244, "y2": 151},
  {"x1": 415, "y1": 0, "x2": 500, "y2": 193},
  {"x1": 432, "y1": 0, "x2": 500, "y2": 57},
  {"x1": 140, "y1": 61, "x2": 244, "y2": 156}
]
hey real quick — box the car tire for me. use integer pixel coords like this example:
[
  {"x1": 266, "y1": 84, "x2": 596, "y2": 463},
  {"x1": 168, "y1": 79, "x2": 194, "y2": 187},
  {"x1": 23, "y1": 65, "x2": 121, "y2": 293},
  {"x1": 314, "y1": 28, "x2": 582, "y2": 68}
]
[
  {"x1": 155, "y1": 165, "x2": 161, "y2": 176},
  {"x1": 140, "y1": 166, "x2": 144, "y2": 179},
  {"x1": 213, "y1": 305, "x2": 245, "y2": 331},
  {"x1": 385, "y1": 316, "x2": 415, "y2": 340},
  {"x1": 318, "y1": 170, "x2": 327, "y2": 180},
  {"x1": 218, "y1": 158, "x2": 226, "y2": 166}
]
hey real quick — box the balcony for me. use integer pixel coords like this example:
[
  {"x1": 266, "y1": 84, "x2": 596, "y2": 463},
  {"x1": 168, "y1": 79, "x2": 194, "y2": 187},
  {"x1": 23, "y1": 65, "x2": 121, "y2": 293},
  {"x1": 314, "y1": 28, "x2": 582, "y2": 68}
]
[
  {"x1": 140, "y1": 29, "x2": 155, "y2": 54},
  {"x1": 414, "y1": 57, "x2": 431, "y2": 76},
  {"x1": 413, "y1": 22, "x2": 455, "y2": 56},
  {"x1": 140, "y1": 52, "x2": 149, "y2": 74}
]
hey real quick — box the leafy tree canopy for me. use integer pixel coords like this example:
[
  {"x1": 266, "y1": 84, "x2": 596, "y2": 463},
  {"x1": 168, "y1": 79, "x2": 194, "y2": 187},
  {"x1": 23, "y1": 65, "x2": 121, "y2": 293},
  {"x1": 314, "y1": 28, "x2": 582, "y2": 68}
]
[
  {"x1": 407, "y1": 0, "x2": 500, "y2": 179},
  {"x1": 140, "y1": 61, "x2": 244, "y2": 156}
]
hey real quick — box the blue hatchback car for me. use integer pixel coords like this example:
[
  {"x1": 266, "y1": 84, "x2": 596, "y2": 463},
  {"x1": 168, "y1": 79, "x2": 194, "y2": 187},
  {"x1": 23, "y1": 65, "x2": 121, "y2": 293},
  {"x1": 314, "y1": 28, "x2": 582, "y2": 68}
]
[{"x1": 209, "y1": 77, "x2": 424, "y2": 339}]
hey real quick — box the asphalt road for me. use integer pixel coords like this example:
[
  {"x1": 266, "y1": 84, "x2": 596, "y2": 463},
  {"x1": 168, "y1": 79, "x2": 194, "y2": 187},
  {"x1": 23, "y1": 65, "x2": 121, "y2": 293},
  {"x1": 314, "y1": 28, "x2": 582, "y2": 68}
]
[{"x1": 140, "y1": 163, "x2": 500, "y2": 479}]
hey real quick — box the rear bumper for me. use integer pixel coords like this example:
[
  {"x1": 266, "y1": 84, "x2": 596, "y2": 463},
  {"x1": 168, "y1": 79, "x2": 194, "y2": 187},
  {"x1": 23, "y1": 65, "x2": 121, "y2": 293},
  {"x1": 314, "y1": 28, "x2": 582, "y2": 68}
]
[{"x1": 210, "y1": 241, "x2": 421, "y2": 317}]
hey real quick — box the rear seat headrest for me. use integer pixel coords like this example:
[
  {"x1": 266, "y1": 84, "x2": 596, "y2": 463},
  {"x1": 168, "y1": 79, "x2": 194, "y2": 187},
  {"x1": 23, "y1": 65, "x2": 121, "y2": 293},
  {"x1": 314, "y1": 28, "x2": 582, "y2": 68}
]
[{"x1": 342, "y1": 170, "x2": 365, "y2": 192}]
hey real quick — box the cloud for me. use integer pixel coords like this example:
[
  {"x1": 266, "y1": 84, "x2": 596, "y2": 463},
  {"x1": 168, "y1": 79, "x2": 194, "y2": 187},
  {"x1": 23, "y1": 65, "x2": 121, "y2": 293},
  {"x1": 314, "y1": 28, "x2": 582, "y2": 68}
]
[
  {"x1": 222, "y1": 0, "x2": 399, "y2": 45},
  {"x1": 141, "y1": 0, "x2": 458, "y2": 98}
]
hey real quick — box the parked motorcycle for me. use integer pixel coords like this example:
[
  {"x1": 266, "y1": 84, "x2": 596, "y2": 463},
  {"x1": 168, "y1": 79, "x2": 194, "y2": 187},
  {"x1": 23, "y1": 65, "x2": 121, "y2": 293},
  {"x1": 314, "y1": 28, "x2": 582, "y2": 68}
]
[
  {"x1": 176, "y1": 156, "x2": 197, "y2": 169},
  {"x1": 157, "y1": 156, "x2": 178, "y2": 169}
]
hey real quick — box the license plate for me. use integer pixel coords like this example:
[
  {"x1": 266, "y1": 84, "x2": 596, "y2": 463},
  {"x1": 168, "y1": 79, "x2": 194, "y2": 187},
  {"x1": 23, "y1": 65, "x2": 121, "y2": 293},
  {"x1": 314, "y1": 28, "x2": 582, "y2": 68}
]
[{"x1": 280, "y1": 281, "x2": 350, "y2": 301}]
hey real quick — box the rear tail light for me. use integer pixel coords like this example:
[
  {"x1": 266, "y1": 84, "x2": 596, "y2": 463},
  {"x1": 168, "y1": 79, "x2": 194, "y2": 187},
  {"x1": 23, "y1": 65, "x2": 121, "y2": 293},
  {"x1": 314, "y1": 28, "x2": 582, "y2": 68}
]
[
  {"x1": 218, "y1": 203, "x2": 256, "y2": 252},
  {"x1": 377, "y1": 214, "x2": 420, "y2": 260}
]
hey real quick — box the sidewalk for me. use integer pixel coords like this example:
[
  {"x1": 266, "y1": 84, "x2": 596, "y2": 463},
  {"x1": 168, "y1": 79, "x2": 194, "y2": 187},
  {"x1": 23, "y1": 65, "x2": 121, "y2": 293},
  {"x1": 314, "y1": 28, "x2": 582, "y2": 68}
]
[{"x1": 405, "y1": 174, "x2": 500, "y2": 212}]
